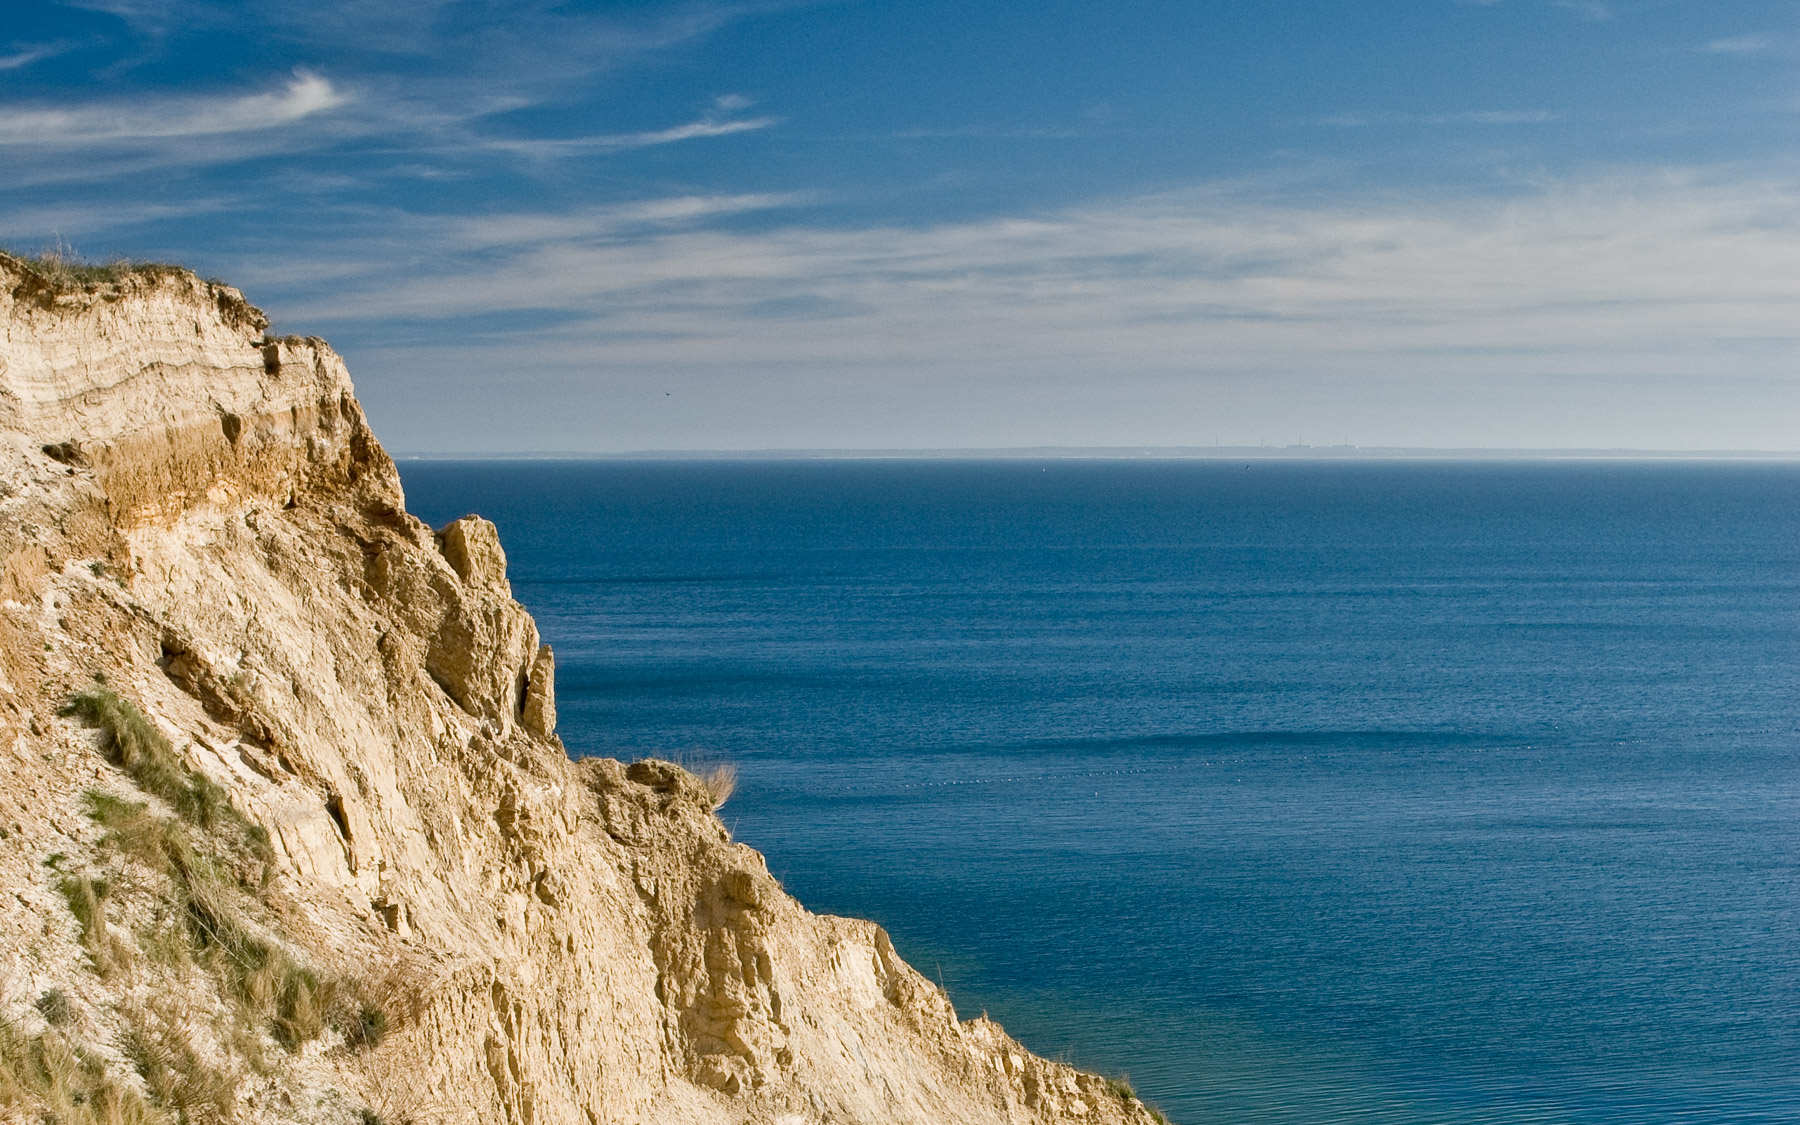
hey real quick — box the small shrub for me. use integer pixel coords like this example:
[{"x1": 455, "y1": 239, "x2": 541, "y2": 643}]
[
  {"x1": 136, "y1": 918, "x2": 194, "y2": 970},
  {"x1": 58, "y1": 875, "x2": 112, "y2": 956},
  {"x1": 3, "y1": 249, "x2": 184, "y2": 291},
  {"x1": 181, "y1": 892, "x2": 334, "y2": 1052},
  {"x1": 243, "y1": 824, "x2": 275, "y2": 870},
  {"x1": 1103, "y1": 1074, "x2": 1170, "y2": 1123},
  {"x1": 339, "y1": 1000, "x2": 388, "y2": 1052},
  {"x1": 174, "y1": 771, "x2": 231, "y2": 833},
  {"x1": 34, "y1": 989, "x2": 72, "y2": 1027},
  {"x1": 86, "y1": 789, "x2": 197, "y2": 878}
]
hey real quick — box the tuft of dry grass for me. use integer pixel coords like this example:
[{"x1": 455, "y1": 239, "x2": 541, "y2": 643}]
[
  {"x1": 121, "y1": 1006, "x2": 239, "y2": 1125},
  {"x1": 699, "y1": 763, "x2": 737, "y2": 810},
  {"x1": 65, "y1": 688, "x2": 391, "y2": 1064},
  {"x1": 62, "y1": 689, "x2": 189, "y2": 811},
  {"x1": 2, "y1": 248, "x2": 185, "y2": 290},
  {"x1": 35, "y1": 989, "x2": 73, "y2": 1028},
  {"x1": 58, "y1": 874, "x2": 132, "y2": 977}
]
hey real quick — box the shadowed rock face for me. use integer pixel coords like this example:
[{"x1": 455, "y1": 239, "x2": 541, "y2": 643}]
[{"x1": 0, "y1": 254, "x2": 1165, "y2": 1125}]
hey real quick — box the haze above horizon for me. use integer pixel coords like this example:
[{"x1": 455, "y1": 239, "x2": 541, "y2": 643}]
[{"x1": 2, "y1": 0, "x2": 1796, "y2": 452}]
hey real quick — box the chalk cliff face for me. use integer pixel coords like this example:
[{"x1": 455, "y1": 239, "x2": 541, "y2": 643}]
[{"x1": 0, "y1": 256, "x2": 1164, "y2": 1125}]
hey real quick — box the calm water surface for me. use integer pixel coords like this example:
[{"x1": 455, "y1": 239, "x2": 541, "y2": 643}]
[{"x1": 398, "y1": 460, "x2": 1800, "y2": 1125}]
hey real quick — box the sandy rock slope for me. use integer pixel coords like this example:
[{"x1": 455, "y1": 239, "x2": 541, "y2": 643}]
[{"x1": 0, "y1": 256, "x2": 1166, "y2": 1125}]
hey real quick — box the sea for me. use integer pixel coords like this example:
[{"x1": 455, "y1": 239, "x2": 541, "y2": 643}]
[{"x1": 397, "y1": 459, "x2": 1799, "y2": 1125}]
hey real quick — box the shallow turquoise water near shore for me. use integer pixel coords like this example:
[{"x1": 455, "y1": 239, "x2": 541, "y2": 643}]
[{"x1": 399, "y1": 460, "x2": 1800, "y2": 1124}]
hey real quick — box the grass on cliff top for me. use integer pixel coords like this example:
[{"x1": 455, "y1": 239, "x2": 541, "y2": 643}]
[
  {"x1": 1, "y1": 249, "x2": 189, "y2": 289},
  {"x1": 2, "y1": 248, "x2": 268, "y2": 332}
]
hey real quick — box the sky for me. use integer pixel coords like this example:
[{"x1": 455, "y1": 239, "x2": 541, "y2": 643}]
[{"x1": 1, "y1": 1, "x2": 1797, "y2": 452}]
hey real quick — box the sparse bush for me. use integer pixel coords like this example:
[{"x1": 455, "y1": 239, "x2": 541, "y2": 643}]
[
  {"x1": 34, "y1": 989, "x2": 72, "y2": 1027},
  {"x1": 339, "y1": 999, "x2": 389, "y2": 1052},
  {"x1": 86, "y1": 789, "x2": 197, "y2": 878},
  {"x1": 83, "y1": 773, "x2": 339, "y2": 1053},
  {"x1": 1, "y1": 250, "x2": 266, "y2": 331},
  {"x1": 181, "y1": 887, "x2": 344, "y2": 1053},
  {"x1": 1103, "y1": 1073, "x2": 1170, "y2": 1123},
  {"x1": 5, "y1": 249, "x2": 182, "y2": 288},
  {"x1": 65, "y1": 689, "x2": 382, "y2": 1060}
]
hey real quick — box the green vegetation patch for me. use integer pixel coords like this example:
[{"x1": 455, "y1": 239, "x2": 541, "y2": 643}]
[
  {"x1": 64, "y1": 687, "x2": 273, "y2": 872},
  {"x1": 0, "y1": 1020, "x2": 166, "y2": 1125},
  {"x1": 66, "y1": 686, "x2": 387, "y2": 1056},
  {"x1": 1, "y1": 249, "x2": 187, "y2": 289}
]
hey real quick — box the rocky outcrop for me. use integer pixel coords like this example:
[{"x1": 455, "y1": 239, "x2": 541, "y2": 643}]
[{"x1": 0, "y1": 254, "x2": 1166, "y2": 1125}]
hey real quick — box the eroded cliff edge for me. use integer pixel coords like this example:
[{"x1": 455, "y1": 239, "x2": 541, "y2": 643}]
[{"x1": 0, "y1": 255, "x2": 1165, "y2": 1125}]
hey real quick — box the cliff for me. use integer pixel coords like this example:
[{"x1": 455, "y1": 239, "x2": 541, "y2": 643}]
[{"x1": 0, "y1": 254, "x2": 1165, "y2": 1125}]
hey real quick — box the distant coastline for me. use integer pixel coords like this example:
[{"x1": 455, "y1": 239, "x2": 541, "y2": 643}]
[{"x1": 392, "y1": 446, "x2": 1800, "y2": 461}]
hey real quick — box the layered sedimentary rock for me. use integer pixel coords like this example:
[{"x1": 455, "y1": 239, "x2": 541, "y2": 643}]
[{"x1": 0, "y1": 256, "x2": 1164, "y2": 1125}]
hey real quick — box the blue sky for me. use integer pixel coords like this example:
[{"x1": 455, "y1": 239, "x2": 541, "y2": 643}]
[{"x1": 2, "y1": 1, "x2": 1797, "y2": 451}]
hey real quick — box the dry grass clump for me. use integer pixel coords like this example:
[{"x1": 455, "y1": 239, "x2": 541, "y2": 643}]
[
  {"x1": 62, "y1": 689, "x2": 190, "y2": 809},
  {"x1": 69, "y1": 686, "x2": 388, "y2": 1056},
  {"x1": 35, "y1": 989, "x2": 74, "y2": 1028},
  {"x1": 83, "y1": 789, "x2": 387, "y2": 1056},
  {"x1": 51, "y1": 681, "x2": 394, "y2": 1125},
  {"x1": 0, "y1": 1019, "x2": 166, "y2": 1125},
  {"x1": 699, "y1": 763, "x2": 737, "y2": 810},
  {"x1": 58, "y1": 873, "x2": 135, "y2": 977},
  {"x1": 2, "y1": 249, "x2": 186, "y2": 290},
  {"x1": 121, "y1": 1008, "x2": 238, "y2": 1125},
  {"x1": 1102, "y1": 1074, "x2": 1170, "y2": 1124}
]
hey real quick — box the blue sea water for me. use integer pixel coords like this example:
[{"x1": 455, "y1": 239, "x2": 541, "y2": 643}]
[{"x1": 397, "y1": 460, "x2": 1800, "y2": 1125}]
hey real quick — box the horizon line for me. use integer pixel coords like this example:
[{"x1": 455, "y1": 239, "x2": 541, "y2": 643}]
[{"x1": 390, "y1": 445, "x2": 1800, "y2": 462}]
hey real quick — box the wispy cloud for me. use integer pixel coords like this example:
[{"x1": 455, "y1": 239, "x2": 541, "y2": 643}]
[
  {"x1": 0, "y1": 43, "x2": 74, "y2": 71},
  {"x1": 891, "y1": 124, "x2": 1092, "y2": 140},
  {"x1": 484, "y1": 115, "x2": 777, "y2": 158},
  {"x1": 1702, "y1": 34, "x2": 1775, "y2": 55},
  {"x1": 246, "y1": 171, "x2": 1798, "y2": 451},
  {"x1": 0, "y1": 71, "x2": 345, "y2": 148},
  {"x1": 1315, "y1": 109, "x2": 1557, "y2": 127},
  {"x1": 439, "y1": 193, "x2": 807, "y2": 249},
  {"x1": 1553, "y1": 0, "x2": 1613, "y2": 22},
  {"x1": 277, "y1": 173, "x2": 1800, "y2": 384}
]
